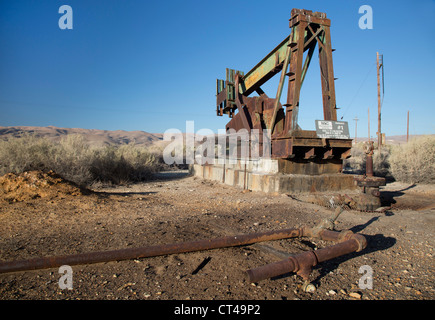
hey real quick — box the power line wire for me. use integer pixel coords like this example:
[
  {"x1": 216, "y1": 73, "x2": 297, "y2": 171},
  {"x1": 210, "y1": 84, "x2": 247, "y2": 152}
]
[{"x1": 340, "y1": 62, "x2": 376, "y2": 120}]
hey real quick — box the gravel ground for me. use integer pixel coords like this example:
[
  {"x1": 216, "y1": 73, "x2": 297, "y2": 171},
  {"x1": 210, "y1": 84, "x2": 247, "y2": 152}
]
[{"x1": 0, "y1": 170, "x2": 434, "y2": 304}]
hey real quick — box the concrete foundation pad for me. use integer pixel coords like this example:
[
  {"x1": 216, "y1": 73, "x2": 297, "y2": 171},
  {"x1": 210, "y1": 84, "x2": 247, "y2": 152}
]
[{"x1": 190, "y1": 160, "x2": 358, "y2": 194}]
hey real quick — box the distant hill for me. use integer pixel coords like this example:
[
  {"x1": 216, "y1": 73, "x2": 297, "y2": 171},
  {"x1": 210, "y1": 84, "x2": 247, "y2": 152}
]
[
  {"x1": 353, "y1": 134, "x2": 434, "y2": 145},
  {"x1": 0, "y1": 126, "x2": 164, "y2": 147},
  {"x1": 0, "y1": 126, "x2": 432, "y2": 148}
]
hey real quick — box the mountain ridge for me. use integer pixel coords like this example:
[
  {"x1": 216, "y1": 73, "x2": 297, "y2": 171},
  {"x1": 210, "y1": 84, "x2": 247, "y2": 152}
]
[
  {"x1": 0, "y1": 125, "x2": 164, "y2": 147},
  {"x1": 0, "y1": 125, "x2": 432, "y2": 147}
]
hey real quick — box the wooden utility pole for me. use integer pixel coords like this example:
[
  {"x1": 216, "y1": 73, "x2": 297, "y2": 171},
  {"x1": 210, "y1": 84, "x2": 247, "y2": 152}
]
[
  {"x1": 376, "y1": 52, "x2": 382, "y2": 150},
  {"x1": 353, "y1": 116, "x2": 359, "y2": 143},
  {"x1": 368, "y1": 108, "x2": 370, "y2": 141},
  {"x1": 407, "y1": 110, "x2": 409, "y2": 143}
]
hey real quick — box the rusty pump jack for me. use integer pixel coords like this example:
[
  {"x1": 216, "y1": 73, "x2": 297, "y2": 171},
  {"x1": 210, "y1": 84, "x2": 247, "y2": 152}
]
[
  {"x1": 217, "y1": 9, "x2": 351, "y2": 172},
  {"x1": 216, "y1": 9, "x2": 385, "y2": 210}
]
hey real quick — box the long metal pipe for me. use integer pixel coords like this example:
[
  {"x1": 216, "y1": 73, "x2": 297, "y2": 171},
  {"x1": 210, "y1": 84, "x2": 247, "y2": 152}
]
[{"x1": 0, "y1": 228, "x2": 303, "y2": 274}]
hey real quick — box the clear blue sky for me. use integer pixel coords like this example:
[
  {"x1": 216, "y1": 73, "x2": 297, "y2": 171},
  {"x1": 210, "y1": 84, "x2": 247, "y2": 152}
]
[{"x1": 1, "y1": 0, "x2": 434, "y2": 138}]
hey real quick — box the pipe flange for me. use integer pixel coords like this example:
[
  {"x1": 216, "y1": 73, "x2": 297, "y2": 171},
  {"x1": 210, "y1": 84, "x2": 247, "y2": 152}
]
[
  {"x1": 352, "y1": 234, "x2": 368, "y2": 252},
  {"x1": 338, "y1": 230, "x2": 354, "y2": 242},
  {"x1": 337, "y1": 230, "x2": 367, "y2": 252},
  {"x1": 371, "y1": 189, "x2": 381, "y2": 197}
]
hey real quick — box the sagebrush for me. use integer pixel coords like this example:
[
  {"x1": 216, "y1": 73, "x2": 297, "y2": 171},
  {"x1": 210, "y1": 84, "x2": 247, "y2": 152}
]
[
  {"x1": 343, "y1": 142, "x2": 391, "y2": 178},
  {"x1": 344, "y1": 135, "x2": 435, "y2": 184},
  {"x1": 389, "y1": 135, "x2": 435, "y2": 184},
  {"x1": 0, "y1": 134, "x2": 160, "y2": 186}
]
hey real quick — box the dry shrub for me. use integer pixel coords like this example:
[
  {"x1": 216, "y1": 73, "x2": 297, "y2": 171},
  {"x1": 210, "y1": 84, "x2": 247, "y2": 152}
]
[
  {"x1": 0, "y1": 134, "x2": 55, "y2": 174},
  {"x1": 0, "y1": 134, "x2": 160, "y2": 186},
  {"x1": 53, "y1": 134, "x2": 94, "y2": 185},
  {"x1": 344, "y1": 136, "x2": 435, "y2": 184},
  {"x1": 373, "y1": 146, "x2": 391, "y2": 178},
  {"x1": 343, "y1": 142, "x2": 366, "y2": 174},
  {"x1": 344, "y1": 142, "x2": 391, "y2": 178},
  {"x1": 389, "y1": 135, "x2": 435, "y2": 184},
  {"x1": 90, "y1": 144, "x2": 157, "y2": 185}
]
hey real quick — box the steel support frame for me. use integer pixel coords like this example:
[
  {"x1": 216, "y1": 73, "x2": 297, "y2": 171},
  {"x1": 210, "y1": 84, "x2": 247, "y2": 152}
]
[{"x1": 215, "y1": 9, "x2": 351, "y2": 163}]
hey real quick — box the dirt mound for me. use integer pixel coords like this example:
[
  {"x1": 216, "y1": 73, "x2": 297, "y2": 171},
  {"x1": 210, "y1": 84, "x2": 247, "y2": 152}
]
[{"x1": 0, "y1": 171, "x2": 89, "y2": 202}]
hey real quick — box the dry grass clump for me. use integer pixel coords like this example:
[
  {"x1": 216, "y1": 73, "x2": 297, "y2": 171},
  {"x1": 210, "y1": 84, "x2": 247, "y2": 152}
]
[
  {"x1": 90, "y1": 143, "x2": 158, "y2": 185},
  {"x1": 344, "y1": 142, "x2": 391, "y2": 178},
  {"x1": 389, "y1": 135, "x2": 435, "y2": 184},
  {"x1": 343, "y1": 142, "x2": 366, "y2": 174},
  {"x1": 0, "y1": 134, "x2": 160, "y2": 186},
  {"x1": 344, "y1": 136, "x2": 435, "y2": 184}
]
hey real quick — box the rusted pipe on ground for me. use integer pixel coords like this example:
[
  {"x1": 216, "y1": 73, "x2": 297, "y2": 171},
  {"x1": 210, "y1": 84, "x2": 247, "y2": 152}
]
[
  {"x1": 246, "y1": 228, "x2": 367, "y2": 283},
  {"x1": 0, "y1": 228, "x2": 303, "y2": 274}
]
